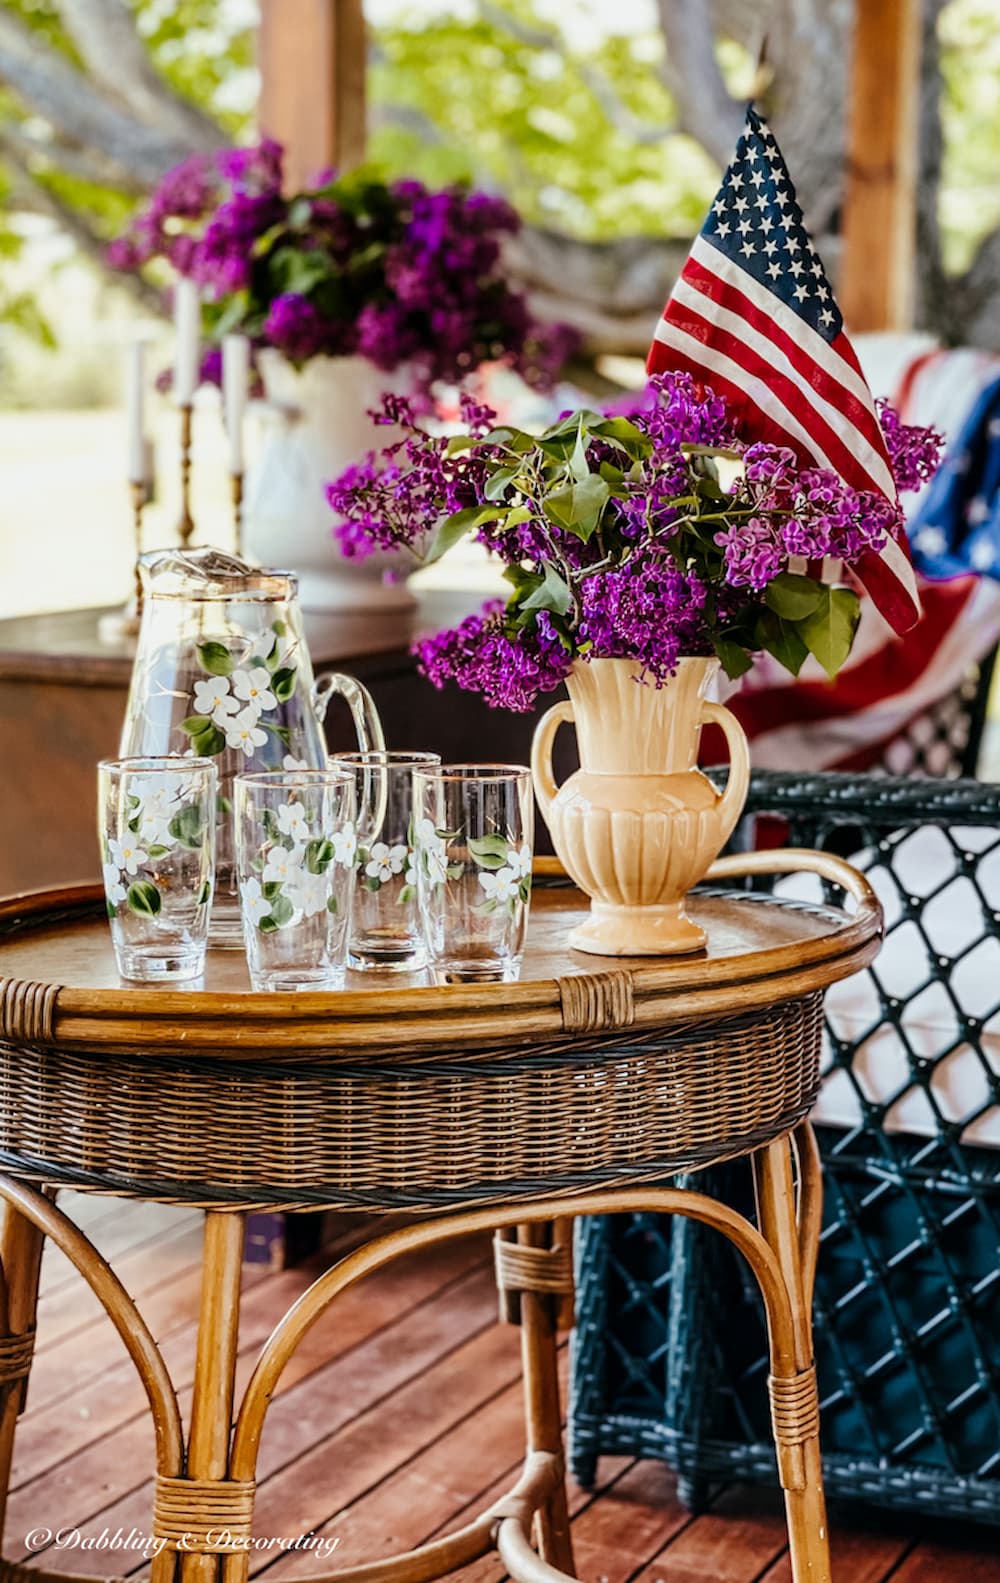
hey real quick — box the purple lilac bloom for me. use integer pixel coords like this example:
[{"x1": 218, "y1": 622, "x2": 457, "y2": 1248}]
[
  {"x1": 715, "y1": 516, "x2": 785, "y2": 590},
  {"x1": 193, "y1": 190, "x2": 284, "y2": 295},
  {"x1": 576, "y1": 548, "x2": 713, "y2": 686},
  {"x1": 877, "y1": 399, "x2": 944, "y2": 494},
  {"x1": 217, "y1": 138, "x2": 283, "y2": 196},
  {"x1": 415, "y1": 604, "x2": 570, "y2": 713},
  {"x1": 263, "y1": 294, "x2": 329, "y2": 362}
]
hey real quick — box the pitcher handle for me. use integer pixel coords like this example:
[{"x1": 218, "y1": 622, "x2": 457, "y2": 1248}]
[
  {"x1": 530, "y1": 700, "x2": 575, "y2": 823},
  {"x1": 313, "y1": 672, "x2": 387, "y2": 839},
  {"x1": 312, "y1": 672, "x2": 386, "y2": 754},
  {"x1": 699, "y1": 700, "x2": 750, "y2": 843}
]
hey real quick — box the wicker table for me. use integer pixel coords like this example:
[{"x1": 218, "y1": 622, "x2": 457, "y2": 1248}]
[{"x1": 0, "y1": 852, "x2": 881, "y2": 1583}]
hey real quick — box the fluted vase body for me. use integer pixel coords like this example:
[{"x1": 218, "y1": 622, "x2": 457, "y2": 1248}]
[{"x1": 531, "y1": 657, "x2": 750, "y2": 955}]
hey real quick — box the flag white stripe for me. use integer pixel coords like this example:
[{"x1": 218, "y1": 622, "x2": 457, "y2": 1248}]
[
  {"x1": 876, "y1": 523, "x2": 921, "y2": 605},
  {"x1": 652, "y1": 319, "x2": 842, "y2": 474},
  {"x1": 669, "y1": 271, "x2": 897, "y2": 499},
  {"x1": 691, "y1": 235, "x2": 896, "y2": 490}
]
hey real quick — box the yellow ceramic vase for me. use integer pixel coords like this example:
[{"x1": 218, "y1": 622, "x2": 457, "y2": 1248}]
[{"x1": 531, "y1": 656, "x2": 750, "y2": 956}]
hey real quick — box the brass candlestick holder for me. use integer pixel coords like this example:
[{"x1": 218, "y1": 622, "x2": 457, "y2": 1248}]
[
  {"x1": 98, "y1": 477, "x2": 149, "y2": 643},
  {"x1": 177, "y1": 403, "x2": 195, "y2": 548},
  {"x1": 231, "y1": 472, "x2": 245, "y2": 557}
]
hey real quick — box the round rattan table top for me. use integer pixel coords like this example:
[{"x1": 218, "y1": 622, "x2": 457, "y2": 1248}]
[{"x1": 0, "y1": 852, "x2": 881, "y2": 1061}]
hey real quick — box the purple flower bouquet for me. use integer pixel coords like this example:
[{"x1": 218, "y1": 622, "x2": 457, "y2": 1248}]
[
  {"x1": 328, "y1": 374, "x2": 943, "y2": 706},
  {"x1": 110, "y1": 141, "x2": 576, "y2": 398}
]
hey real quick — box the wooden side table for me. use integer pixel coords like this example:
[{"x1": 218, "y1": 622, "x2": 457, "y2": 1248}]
[{"x1": 0, "y1": 853, "x2": 881, "y2": 1583}]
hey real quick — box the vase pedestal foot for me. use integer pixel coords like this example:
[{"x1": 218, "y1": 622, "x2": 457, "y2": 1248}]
[{"x1": 569, "y1": 901, "x2": 707, "y2": 958}]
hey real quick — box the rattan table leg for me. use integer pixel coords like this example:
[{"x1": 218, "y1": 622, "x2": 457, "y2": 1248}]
[
  {"x1": 0, "y1": 1196, "x2": 45, "y2": 1547},
  {"x1": 513, "y1": 1225, "x2": 574, "y2": 1577},
  {"x1": 179, "y1": 1215, "x2": 248, "y2": 1583},
  {"x1": 753, "y1": 1127, "x2": 831, "y2": 1583}
]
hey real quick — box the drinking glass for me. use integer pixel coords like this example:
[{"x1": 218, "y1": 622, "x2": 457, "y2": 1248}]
[
  {"x1": 234, "y1": 769, "x2": 356, "y2": 991},
  {"x1": 331, "y1": 750, "x2": 441, "y2": 971},
  {"x1": 98, "y1": 756, "x2": 217, "y2": 982},
  {"x1": 412, "y1": 764, "x2": 533, "y2": 984}
]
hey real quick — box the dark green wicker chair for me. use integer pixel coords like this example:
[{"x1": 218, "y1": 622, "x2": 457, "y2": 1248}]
[{"x1": 570, "y1": 769, "x2": 1000, "y2": 1526}]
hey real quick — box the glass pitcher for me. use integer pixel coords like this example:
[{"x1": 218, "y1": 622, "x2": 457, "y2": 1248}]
[{"x1": 120, "y1": 548, "x2": 385, "y2": 946}]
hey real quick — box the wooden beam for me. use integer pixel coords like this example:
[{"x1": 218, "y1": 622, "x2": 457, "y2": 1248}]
[
  {"x1": 258, "y1": 0, "x2": 366, "y2": 192},
  {"x1": 839, "y1": 0, "x2": 922, "y2": 332}
]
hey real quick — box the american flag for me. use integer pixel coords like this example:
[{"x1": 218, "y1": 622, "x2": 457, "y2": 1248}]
[{"x1": 648, "y1": 106, "x2": 921, "y2": 635}]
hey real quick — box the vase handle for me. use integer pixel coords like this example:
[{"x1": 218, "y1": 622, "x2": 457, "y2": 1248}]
[
  {"x1": 699, "y1": 700, "x2": 750, "y2": 842},
  {"x1": 531, "y1": 700, "x2": 575, "y2": 823}
]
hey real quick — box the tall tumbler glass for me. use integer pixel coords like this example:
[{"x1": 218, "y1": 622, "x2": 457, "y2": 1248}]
[
  {"x1": 98, "y1": 756, "x2": 217, "y2": 982},
  {"x1": 234, "y1": 768, "x2": 356, "y2": 991},
  {"x1": 331, "y1": 750, "x2": 441, "y2": 971},
  {"x1": 412, "y1": 764, "x2": 533, "y2": 984}
]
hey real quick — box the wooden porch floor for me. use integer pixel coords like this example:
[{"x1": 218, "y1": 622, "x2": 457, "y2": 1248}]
[{"x1": 8, "y1": 1196, "x2": 1000, "y2": 1583}]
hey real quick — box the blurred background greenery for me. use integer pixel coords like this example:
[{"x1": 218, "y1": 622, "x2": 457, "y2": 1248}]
[{"x1": 0, "y1": 0, "x2": 997, "y2": 409}]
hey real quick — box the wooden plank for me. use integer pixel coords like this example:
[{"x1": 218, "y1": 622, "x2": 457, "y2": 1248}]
[
  {"x1": 632, "y1": 1484, "x2": 787, "y2": 1583},
  {"x1": 889, "y1": 1539, "x2": 1000, "y2": 1583},
  {"x1": 37, "y1": 1204, "x2": 201, "y2": 1299},
  {"x1": 10, "y1": 1257, "x2": 498, "y2": 1563},
  {"x1": 839, "y1": 0, "x2": 922, "y2": 331},
  {"x1": 258, "y1": 0, "x2": 366, "y2": 192},
  {"x1": 257, "y1": 1343, "x2": 539, "y2": 1578}
]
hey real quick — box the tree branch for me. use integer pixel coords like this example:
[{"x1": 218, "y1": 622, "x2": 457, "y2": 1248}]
[
  {"x1": 0, "y1": 118, "x2": 140, "y2": 191},
  {"x1": 0, "y1": 8, "x2": 193, "y2": 186},
  {"x1": 655, "y1": 0, "x2": 742, "y2": 167},
  {"x1": 1, "y1": 135, "x2": 165, "y2": 316},
  {"x1": 53, "y1": 0, "x2": 223, "y2": 151}
]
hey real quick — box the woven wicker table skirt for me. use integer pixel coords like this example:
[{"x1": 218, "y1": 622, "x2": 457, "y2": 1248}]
[{"x1": 0, "y1": 993, "x2": 823, "y2": 1211}]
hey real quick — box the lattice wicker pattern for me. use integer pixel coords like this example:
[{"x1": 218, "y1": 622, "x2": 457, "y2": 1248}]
[
  {"x1": 570, "y1": 770, "x2": 1000, "y2": 1526},
  {"x1": 0, "y1": 995, "x2": 822, "y2": 1211}
]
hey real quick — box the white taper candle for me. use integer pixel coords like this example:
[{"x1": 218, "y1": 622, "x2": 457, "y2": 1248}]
[
  {"x1": 125, "y1": 340, "x2": 147, "y2": 484},
  {"x1": 173, "y1": 278, "x2": 200, "y2": 405},
  {"x1": 222, "y1": 334, "x2": 250, "y2": 474}
]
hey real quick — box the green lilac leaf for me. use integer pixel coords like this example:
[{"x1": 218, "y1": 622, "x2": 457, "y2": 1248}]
[
  {"x1": 589, "y1": 416, "x2": 651, "y2": 461},
  {"x1": 197, "y1": 641, "x2": 234, "y2": 677},
  {"x1": 542, "y1": 474, "x2": 610, "y2": 542},
  {"x1": 262, "y1": 880, "x2": 282, "y2": 901},
  {"x1": 258, "y1": 914, "x2": 279, "y2": 934},
  {"x1": 765, "y1": 572, "x2": 826, "y2": 623},
  {"x1": 519, "y1": 564, "x2": 572, "y2": 618},
  {"x1": 445, "y1": 433, "x2": 474, "y2": 456},
  {"x1": 146, "y1": 843, "x2": 170, "y2": 858},
  {"x1": 713, "y1": 636, "x2": 753, "y2": 680},
  {"x1": 126, "y1": 881, "x2": 161, "y2": 917},
  {"x1": 426, "y1": 504, "x2": 502, "y2": 565},
  {"x1": 106, "y1": 899, "x2": 116, "y2": 919},
  {"x1": 484, "y1": 465, "x2": 521, "y2": 501},
  {"x1": 270, "y1": 892, "x2": 295, "y2": 927},
  {"x1": 272, "y1": 619, "x2": 287, "y2": 637},
  {"x1": 398, "y1": 884, "x2": 415, "y2": 905},
  {"x1": 198, "y1": 881, "x2": 212, "y2": 906},
  {"x1": 756, "y1": 612, "x2": 809, "y2": 677},
  {"x1": 326, "y1": 895, "x2": 339, "y2": 913},
  {"x1": 446, "y1": 862, "x2": 465, "y2": 880},
  {"x1": 799, "y1": 587, "x2": 861, "y2": 679}
]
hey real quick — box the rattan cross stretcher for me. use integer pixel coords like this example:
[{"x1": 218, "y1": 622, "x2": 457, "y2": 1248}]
[{"x1": 0, "y1": 851, "x2": 881, "y2": 1583}]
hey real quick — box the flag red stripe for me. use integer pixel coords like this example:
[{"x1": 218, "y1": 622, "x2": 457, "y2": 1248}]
[
  {"x1": 677, "y1": 255, "x2": 892, "y2": 489},
  {"x1": 657, "y1": 293, "x2": 893, "y2": 496},
  {"x1": 647, "y1": 333, "x2": 813, "y2": 456}
]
